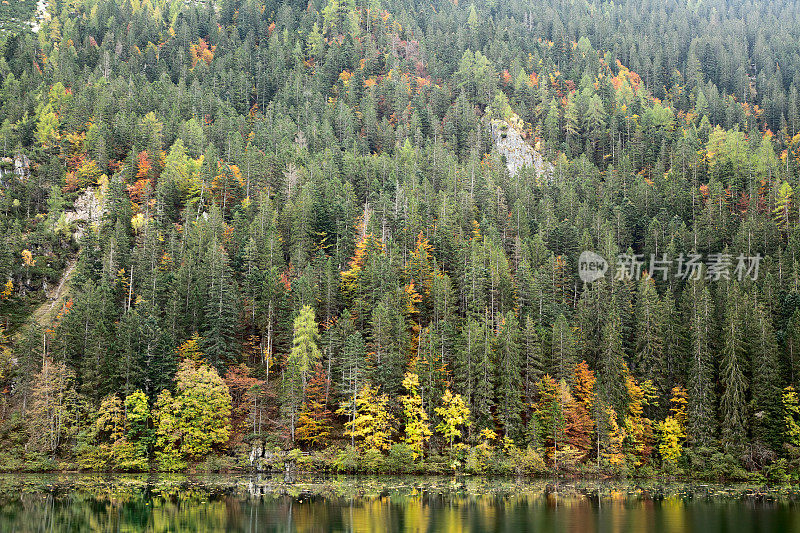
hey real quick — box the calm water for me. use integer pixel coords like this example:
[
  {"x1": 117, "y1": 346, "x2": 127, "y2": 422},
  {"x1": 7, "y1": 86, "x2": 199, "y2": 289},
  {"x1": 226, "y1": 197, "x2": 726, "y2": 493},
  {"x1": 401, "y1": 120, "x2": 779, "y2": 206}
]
[{"x1": 0, "y1": 474, "x2": 798, "y2": 532}]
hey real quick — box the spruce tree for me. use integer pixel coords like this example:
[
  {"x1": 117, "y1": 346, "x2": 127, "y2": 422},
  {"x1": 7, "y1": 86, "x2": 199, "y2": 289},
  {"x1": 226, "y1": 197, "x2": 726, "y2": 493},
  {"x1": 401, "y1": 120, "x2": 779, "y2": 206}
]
[
  {"x1": 201, "y1": 239, "x2": 240, "y2": 370},
  {"x1": 750, "y1": 303, "x2": 783, "y2": 449},
  {"x1": 686, "y1": 279, "x2": 716, "y2": 447},
  {"x1": 551, "y1": 314, "x2": 576, "y2": 381},
  {"x1": 523, "y1": 315, "x2": 545, "y2": 405},
  {"x1": 597, "y1": 309, "x2": 628, "y2": 417},
  {"x1": 495, "y1": 310, "x2": 523, "y2": 440},
  {"x1": 634, "y1": 276, "x2": 664, "y2": 393}
]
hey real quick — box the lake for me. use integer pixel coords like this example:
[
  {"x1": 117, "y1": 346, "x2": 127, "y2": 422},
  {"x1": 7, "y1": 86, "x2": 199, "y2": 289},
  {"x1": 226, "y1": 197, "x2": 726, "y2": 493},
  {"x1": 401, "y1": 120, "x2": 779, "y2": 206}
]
[{"x1": 0, "y1": 474, "x2": 798, "y2": 532}]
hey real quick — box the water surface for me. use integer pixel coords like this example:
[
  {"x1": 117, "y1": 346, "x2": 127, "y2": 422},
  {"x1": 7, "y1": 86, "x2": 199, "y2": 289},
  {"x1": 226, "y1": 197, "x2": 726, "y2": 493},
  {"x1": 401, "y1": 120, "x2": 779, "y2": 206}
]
[{"x1": 0, "y1": 474, "x2": 797, "y2": 532}]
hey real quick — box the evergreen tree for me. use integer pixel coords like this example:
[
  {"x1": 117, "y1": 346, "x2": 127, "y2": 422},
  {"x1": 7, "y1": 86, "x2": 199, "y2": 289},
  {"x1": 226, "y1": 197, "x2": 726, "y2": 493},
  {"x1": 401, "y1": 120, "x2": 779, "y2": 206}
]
[
  {"x1": 750, "y1": 303, "x2": 782, "y2": 449},
  {"x1": 495, "y1": 311, "x2": 523, "y2": 440},
  {"x1": 523, "y1": 315, "x2": 545, "y2": 405},
  {"x1": 720, "y1": 284, "x2": 747, "y2": 451},
  {"x1": 597, "y1": 309, "x2": 628, "y2": 417},
  {"x1": 634, "y1": 276, "x2": 664, "y2": 393},
  {"x1": 551, "y1": 314, "x2": 576, "y2": 381},
  {"x1": 686, "y1": 279, "x2": 716, "y2": 447},
  {"x1": 202, "y1": 240, "x2": 240, "y2": 370}
]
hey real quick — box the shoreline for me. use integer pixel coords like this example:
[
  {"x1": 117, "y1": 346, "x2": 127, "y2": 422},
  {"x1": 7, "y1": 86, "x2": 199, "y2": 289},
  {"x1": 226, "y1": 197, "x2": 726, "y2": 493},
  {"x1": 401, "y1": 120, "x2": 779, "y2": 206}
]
[
  {"x1": 0, "y1": 468, "x2": 792, "y2": 488},
  {"x1": 0, "y1": 471, "x2": 798, "y2": 498}
]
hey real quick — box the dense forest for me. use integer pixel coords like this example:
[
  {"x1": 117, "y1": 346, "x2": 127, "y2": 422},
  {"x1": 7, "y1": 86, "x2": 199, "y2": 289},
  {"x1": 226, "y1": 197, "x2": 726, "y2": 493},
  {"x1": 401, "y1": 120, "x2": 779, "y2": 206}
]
[{"x1": 0, "y1": 0, "x2": 799, "y2": 480}]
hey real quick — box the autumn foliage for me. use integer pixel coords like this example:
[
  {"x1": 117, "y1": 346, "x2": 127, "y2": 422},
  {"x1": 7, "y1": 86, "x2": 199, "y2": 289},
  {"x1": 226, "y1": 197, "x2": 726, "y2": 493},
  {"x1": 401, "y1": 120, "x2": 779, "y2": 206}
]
[{"x1": 190, "y1": 38, "x2": 215, "y2": 67}]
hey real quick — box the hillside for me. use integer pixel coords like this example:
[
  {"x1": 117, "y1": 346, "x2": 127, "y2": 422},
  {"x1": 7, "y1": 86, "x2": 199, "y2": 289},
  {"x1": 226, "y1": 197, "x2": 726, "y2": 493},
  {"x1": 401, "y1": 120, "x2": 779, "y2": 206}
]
[{"x1": 0, "y1": 0, "x2": 798, "y2": 479}]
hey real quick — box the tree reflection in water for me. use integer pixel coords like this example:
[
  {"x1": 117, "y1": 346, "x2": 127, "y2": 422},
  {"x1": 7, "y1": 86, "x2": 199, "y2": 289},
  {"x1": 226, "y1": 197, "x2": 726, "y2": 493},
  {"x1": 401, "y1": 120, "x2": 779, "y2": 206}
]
[{"x1": 0, "y1": 474, "x2": 797, "y2": 532}]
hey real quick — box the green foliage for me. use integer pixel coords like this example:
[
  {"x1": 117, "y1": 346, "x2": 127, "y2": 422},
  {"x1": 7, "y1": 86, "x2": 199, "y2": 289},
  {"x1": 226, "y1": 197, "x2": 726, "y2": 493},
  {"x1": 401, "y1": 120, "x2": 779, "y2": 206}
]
[
  {"x1": 783, "y1": 386, "x2": 800, "y2": 447},
  {"x1": 153, "y1": 361, "x2": 232, "y2": 469},
  {"x1": 385, "y1": 443, "x2": 416, "y2": 473},
  {"x1": 284, "y1": 305, "x2": 322, "y2": 441},
  {"x1": 332, "y1": 445, "x2": 360, "y2": 473},
  {"x1": 2, "y1": 0, "x2": 800, "y2": 480}
]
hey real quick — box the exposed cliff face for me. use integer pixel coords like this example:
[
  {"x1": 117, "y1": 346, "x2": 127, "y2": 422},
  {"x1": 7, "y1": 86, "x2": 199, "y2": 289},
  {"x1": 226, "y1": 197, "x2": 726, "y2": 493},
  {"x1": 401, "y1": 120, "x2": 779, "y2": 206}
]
[
  {"x1": 0, "y1": 155, "x2": 30, "y2": 181},
  {"x1": 63, "y1": 186, "x2": 103, "y2": 241},
  {"x1": 490, "y1": 119, "x2": 551, "y2": 182}
]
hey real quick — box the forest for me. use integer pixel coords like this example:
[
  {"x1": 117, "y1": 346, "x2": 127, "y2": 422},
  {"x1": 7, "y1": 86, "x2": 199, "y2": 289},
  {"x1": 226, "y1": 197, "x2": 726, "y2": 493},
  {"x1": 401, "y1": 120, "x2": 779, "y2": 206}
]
[{"x1": 0, "y1": 0, "x2": 799, "y2": 481}]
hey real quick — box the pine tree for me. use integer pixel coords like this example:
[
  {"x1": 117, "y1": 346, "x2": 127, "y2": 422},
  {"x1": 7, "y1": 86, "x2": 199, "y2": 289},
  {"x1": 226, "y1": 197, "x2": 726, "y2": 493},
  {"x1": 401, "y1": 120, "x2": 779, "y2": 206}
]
[
  {"x1": 202, "y1": 240, "x2": 240, "y2": 370},
  {"x1": 455, "y1": 316, "x2": 483, "y2": 425},
  {"x1": 597, "y1": 309, "x2": 628, "y2": 417},
  {"x1": 523, "y1": 315, "x2": 545, "y2": 405},
  {"x1": 634, "y1": 276, "x2": 664, "y2": 392},
  {"x1": 786, "y1": 308, "x2": 800, "y2": 387},
  {"x1": 472, "y1": 313, "x2": 496, "y2": 433},
  {"x1": 369, "y1": 300, "x2": 405, "y2": 397},
  {"x1": 661, "y1": 290, "x2": 687, "y2": 391}
]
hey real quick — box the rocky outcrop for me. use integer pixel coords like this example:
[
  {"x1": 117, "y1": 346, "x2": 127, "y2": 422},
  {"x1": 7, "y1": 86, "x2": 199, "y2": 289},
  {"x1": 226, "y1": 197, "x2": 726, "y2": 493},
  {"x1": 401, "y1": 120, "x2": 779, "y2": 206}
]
[
  {"x1": 490, "y1": 119, "x2": 552, "y2": 182},
  {"x1": 64, "y1": 187, "x2": 103, "y2": 240}
]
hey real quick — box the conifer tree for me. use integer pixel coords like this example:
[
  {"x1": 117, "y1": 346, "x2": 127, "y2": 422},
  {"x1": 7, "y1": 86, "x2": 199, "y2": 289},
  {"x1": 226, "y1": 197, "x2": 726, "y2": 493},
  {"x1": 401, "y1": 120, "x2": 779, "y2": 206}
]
[
  {"x1": 551, "y1": 314, "x2": 576, "y2": 381},
  {"x1": 283, "y1": 305, "x2": 322, "y2": 441},
  {"x1": 523, "y1": 315, "x2": 545, "y2": 405},
  {"x1": 634, "y1": 276, "x2": 664, "y2": 392},
  {"x1": 750, "y1": 303, "x2": 782, "y2": 449},
  {"x1": 597, "y1": 309, "x2": 628, "y2": 417},
  {"x1": 720, "y1": 284, "x2": 747, "y2": 451},
  {"x1": 202, "y1": 240, "x2": 240, "y2": 370},
  {"x1": 495, "y1": 311, "x2": 523, "y2": 440},
  {"x1": 686, "y1": 279, "x2": 716, "y2": 447}
]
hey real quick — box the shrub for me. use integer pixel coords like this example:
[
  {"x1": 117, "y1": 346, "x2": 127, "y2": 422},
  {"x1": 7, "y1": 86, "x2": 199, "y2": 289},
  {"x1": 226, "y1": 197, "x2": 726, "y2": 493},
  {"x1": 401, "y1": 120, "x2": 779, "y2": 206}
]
[
  {"x1": 385, "y1": 443, "x2": 415, "y2": 473},
  {"x1": 511, "y1": 446, "x2": 547, "y2": 476},
  {"x1": 361, "y1": 448, "x2": 385, "y2": 473},
  {"x1": 333, "y1": 445, "x2": 359, "y2": 473}
]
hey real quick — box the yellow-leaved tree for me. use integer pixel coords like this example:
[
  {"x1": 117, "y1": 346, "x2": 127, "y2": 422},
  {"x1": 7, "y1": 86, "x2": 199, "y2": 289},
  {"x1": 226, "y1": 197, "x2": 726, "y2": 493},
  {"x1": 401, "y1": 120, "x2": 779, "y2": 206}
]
[
  {"x1": 655, "y1": 385, "x2": 688, "y2": 468},
  {"x1": 773, "y1": 180, "x2": 794, "y2": 232},
  {"x1": 342, "y1": 384, "x2": 396, "y2": 452},
  {"x1": 435, "y1": 389, "x2": 470, "y2": 452},
  {"x1": 283, "y1": 305, "x2": 322, "y2": 442},
  {"x1": 400, "y1": 372, "x2": 431, "y2": 459},
  {"x1": 783, "y1": 386, "x2": 800, "y2": 447},
  {"x1": 154, "y1": 360, "x2": 232, "y2": 470}
]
